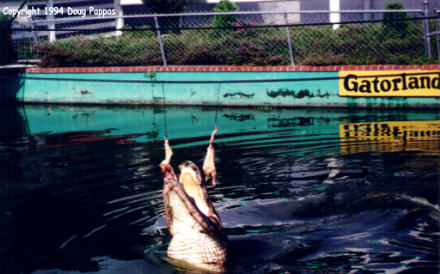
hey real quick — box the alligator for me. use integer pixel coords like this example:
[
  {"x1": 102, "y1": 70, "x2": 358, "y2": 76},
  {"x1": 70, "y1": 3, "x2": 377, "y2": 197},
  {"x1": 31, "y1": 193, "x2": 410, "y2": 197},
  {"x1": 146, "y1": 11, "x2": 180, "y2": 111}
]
[{"x1": 159, "y1": 128, "x2": 228, "y2": 272}]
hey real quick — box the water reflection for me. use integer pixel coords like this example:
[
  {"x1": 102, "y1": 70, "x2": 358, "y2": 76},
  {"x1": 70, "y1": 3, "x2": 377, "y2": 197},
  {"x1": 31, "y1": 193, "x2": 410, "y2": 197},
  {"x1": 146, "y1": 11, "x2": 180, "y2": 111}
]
[
  {"x1": 0, "y1": 103, "x2": 28, "y2": 142},
  {"x1": 0, "y1": 104, "x2": 438, "y2": 273}
]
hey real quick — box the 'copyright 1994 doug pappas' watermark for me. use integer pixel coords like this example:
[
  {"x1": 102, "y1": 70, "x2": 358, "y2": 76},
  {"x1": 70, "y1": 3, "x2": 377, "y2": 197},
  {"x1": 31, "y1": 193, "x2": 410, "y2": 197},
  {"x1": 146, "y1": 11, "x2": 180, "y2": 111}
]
[{"x1": 2, "y1": 6, "x2": 116, "y2": 18}]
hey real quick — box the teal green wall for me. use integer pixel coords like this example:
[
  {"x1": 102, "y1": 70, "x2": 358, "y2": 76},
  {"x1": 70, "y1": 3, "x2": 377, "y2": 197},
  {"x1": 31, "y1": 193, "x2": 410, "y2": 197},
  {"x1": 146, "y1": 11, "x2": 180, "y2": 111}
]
[{"x1": 10, "y1": 71, "x2": 440, "y2": 108}]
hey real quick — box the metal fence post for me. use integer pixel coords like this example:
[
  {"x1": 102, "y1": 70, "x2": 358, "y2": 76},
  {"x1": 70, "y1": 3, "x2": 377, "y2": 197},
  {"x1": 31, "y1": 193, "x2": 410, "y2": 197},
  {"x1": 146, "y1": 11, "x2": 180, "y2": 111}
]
[
  {"x1": 29, "y1": 17, "x2": 41, "y2": 60},
  {"x1": 154, "y1": 15, "x2": 167, "y2": 66},
  {"x1": 47, "y1": 0, "x2": 56, "y2": 43},
  {"x1": 29, "y1": 17, "x2": 40, "y2": 48},
  {"x1": 435, "y1": 10, "x2": 440, "y2": 60},
  {"x1": 284, "y1": 13, "x2": 295, "y2": 66},
  {"x1": 423, "y1": 0, "x2": 432, "y2": 58},
  {"x1": 330, "y1": 0, "x2": 340, "y2": 30},
  {"x1": 114, "y1": 0, "x2": 123, "y2": 37}
]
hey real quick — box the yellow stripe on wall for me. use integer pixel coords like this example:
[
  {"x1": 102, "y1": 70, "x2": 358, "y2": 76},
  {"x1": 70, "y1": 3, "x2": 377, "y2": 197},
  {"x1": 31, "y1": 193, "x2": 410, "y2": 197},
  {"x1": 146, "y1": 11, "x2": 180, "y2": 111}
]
[{"x1": 339, "y1": 70, "x2": 440, "y2": 97}]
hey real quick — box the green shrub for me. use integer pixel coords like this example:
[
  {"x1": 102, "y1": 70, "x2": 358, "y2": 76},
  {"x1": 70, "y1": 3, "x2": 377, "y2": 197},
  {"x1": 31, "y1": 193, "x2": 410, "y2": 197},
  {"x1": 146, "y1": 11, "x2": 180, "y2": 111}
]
[
  {"x1": 178, "y1": 43, "x2": 226, "y2": 65},
  {"x1": 382, "y1": 2, "x2": 408, "y2": 39},
  {"x1": 40, "y1": 32, "x2": 162, "y2": 67},
  {"x1": 212, "y1": 0, "x2": 239, "y2": 35},
  {"x1": 290, "y1": 25, "x2": 340, "y2": 64},
  {"x1": 228, "y1": 26, "x2": 288, "y2": 65}
]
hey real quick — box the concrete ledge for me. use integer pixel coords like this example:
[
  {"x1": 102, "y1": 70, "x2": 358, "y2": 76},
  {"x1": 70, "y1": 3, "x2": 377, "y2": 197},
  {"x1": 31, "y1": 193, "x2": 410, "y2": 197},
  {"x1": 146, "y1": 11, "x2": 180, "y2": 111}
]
[
  {"x1": 0, "y1": 64, "x2": 36, "y2": 70},
  {"x1": 25, "y1": 65, "x2": 440, "y2": 74}
]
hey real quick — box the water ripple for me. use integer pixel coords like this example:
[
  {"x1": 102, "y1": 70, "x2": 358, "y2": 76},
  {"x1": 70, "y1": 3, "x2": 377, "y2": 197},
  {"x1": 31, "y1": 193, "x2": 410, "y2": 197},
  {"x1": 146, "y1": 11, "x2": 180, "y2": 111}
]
[{"x1": 0, "y1": 106, "x2": 438, "y2": 273}]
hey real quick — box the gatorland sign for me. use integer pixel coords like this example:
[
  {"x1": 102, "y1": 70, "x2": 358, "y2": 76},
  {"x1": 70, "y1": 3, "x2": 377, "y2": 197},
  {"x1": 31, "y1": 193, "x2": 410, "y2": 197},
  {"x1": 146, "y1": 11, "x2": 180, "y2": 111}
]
[{"x1": 339, "y1": 71, "x2": 440, "y2": 97}]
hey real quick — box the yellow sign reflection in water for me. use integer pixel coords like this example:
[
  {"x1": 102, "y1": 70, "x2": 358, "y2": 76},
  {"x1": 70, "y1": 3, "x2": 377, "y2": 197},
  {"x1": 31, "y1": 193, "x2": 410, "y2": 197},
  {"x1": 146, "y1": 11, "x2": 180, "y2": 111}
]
[
  {"x1": 339, "y1": 71, "x2": 440, "y2": 97},
  {"x1": 339, "y1": 120, "x2": 440, "y2": 154}
]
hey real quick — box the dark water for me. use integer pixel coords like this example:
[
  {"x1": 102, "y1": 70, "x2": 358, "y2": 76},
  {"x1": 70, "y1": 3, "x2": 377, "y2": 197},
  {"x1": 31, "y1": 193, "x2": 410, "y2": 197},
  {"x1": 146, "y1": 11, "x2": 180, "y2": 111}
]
[{"x1": 0, "y1": 104, "x2": 439, "y2": 273}]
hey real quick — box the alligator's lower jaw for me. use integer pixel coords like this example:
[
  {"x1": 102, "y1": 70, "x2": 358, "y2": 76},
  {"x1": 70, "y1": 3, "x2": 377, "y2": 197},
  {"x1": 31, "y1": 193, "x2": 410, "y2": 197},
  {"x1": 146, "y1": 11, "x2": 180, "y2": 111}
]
[
  {"x1": 167, "y1": 234, "x2": 227, "y2": 272},
  {"x1": 166, "y1": 257, "x2": 226, "y2": 273}
]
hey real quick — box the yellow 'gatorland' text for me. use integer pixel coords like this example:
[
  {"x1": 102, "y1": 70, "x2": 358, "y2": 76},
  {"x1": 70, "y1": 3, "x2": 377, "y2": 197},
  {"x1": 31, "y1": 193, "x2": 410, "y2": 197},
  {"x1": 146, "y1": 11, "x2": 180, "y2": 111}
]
[{"x1": 339, "y1": 71, "x2": 440, "y2": 97}]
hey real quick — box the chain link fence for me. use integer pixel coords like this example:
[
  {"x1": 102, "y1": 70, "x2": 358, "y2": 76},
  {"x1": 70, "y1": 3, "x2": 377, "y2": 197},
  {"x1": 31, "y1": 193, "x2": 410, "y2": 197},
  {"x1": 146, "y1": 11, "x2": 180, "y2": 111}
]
[{"x1": 10, "y1": 7, "x2": 438, "y2": 67}]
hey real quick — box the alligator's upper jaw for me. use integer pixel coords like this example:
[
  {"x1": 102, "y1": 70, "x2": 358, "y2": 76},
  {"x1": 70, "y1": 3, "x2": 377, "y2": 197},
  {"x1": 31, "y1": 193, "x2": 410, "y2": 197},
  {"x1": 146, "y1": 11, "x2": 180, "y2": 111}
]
[
  {"x1": 163, "y1": 178, "x2": 219, "y2": 235},
  {"x1": 180, "y1": 169, "x2": 211, "y2": 216}
]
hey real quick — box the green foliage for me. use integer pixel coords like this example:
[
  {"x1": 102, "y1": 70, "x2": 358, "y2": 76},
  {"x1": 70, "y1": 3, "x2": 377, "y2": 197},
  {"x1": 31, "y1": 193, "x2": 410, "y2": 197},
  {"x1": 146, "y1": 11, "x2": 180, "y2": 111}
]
[
  {"x1": 289, "y1": 21, "x2": 424, "y2": 65},
  {"x1": 40, "y1": 31, "x2": 162, "y2": 67},
  {"x1": 212, "y1": 0, "x2": 239, "y2": 35},
  {"x1": 213, "y1": 0, "x2": 238, "y2": 12},
  {"x1": 39, "y1": 18, "x2": 429, "y2": 67},
  {"x1": 382, "y1": 2, "x2": 408, "y2": 39},
  {"x1": 0, "y1": 13, "x2": 12, "y2": 23}
]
